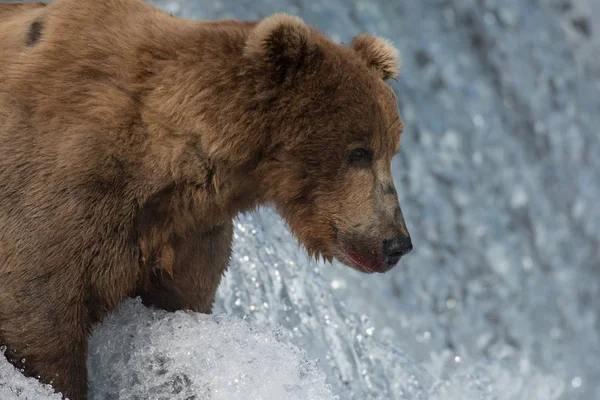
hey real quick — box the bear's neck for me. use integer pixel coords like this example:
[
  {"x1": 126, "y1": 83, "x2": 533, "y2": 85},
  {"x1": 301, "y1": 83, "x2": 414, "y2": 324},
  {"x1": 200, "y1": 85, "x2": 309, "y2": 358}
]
[
  {"x1": 133, "y1": 22, "x2": 279, "y2": 226},
  {"x1": 133, "y1": 122, "x2": 268, "y2": 232}
]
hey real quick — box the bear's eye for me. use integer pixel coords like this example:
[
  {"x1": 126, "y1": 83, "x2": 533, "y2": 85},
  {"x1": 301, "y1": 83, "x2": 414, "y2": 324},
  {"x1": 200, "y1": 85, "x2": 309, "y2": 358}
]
[{"x1": 348, "y1": 148, "x2": 373, "y2": 167}]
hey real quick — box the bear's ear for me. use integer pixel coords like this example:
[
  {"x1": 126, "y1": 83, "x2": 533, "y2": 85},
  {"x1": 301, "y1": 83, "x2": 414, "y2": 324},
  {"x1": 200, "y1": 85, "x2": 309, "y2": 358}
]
[
  {"x1": 350, "y1": 34, "x2": 400, "y2": 80},
  {"x1": 245, "y1": 13, "x2": 313, "y2": 81}
]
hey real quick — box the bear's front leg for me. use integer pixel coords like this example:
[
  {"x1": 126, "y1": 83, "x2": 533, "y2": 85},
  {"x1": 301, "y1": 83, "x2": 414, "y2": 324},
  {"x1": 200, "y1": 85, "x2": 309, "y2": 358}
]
[
  {"x1": 1, "y1": 288, "x2": 89, "y2": 400},
  {"x1": 136, "y1": 221, "x2": 234, "y2": 313}
]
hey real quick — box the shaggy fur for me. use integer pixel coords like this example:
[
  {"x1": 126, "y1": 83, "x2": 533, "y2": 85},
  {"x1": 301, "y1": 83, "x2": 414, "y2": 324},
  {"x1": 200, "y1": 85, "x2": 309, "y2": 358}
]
[{"x1": 0, "y1": 0, "x2": 410, "y2": 398}]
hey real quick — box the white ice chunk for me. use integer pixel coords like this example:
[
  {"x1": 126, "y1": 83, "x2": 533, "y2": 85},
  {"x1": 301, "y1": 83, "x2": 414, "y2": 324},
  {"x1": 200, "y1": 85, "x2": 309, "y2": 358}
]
[
  {"x1": 0, "y1": 350, "x2": 63, "y2": 400},
  {"x1": 87, "y1": 299, "x2": 336, "y2": 400}
]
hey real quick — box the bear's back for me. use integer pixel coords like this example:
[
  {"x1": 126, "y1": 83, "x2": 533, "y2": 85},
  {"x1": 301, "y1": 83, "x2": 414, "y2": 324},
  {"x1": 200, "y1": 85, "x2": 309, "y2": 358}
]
[
  {"x1": 0, "y1": 0, "x2": 166, "y2": 281},
  {"x1": 0, "y1": 0, "x2": 257, "y2": 280}
]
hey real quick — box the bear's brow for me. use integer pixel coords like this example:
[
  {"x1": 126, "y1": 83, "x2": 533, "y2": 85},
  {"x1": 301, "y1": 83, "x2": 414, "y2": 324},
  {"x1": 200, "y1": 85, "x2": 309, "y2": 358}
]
[
  {"x1": 385, "y1": 119, "x2": 403, "y2": 152},
  {"x1": 387, "y1": 86, "x2": 398, "y2": 101}
]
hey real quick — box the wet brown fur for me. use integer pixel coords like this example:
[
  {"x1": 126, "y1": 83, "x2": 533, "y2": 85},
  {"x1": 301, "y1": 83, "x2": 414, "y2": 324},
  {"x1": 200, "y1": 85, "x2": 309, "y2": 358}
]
[{"x1": 0, "y1": 1, "x2": 408, "y2": 398}]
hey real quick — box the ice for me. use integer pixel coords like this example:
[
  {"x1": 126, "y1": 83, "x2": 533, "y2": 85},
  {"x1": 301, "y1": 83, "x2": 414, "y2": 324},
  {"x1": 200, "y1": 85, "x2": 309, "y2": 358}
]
[
  {"x1": 87, "y1": 299, "x2": 336, "y2": 400},
  {"x1": 0, "y1": 349, "x2": 62, "y2": 399},
  {"x1": 1, "y1": 0, "x2": 600, "y2": 399}
]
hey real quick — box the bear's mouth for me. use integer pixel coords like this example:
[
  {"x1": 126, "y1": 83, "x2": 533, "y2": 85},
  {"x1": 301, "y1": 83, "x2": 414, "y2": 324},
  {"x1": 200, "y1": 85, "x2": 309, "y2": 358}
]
[
  {"x1": 338, "y1": 243, "x2": 384, "y2": 274},
  {"x1": 331, "y1": 224, "x2": 390, "y2": 273}
]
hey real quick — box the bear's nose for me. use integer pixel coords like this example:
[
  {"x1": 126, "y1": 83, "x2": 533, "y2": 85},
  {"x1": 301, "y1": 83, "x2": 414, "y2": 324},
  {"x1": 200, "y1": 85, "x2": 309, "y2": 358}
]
[{"x1": 382, "y1": 235, "x2": 413, "y2": 266}]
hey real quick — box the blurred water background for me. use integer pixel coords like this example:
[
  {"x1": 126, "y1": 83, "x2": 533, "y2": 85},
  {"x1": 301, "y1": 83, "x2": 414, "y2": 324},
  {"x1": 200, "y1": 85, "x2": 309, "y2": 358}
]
[{"x1": 1, "y1": 0, "x2": 599, "y2": 399}]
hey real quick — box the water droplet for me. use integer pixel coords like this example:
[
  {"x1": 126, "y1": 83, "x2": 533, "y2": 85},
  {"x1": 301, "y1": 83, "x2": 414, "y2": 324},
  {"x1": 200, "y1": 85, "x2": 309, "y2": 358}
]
[
  {"x1": 511, "y1": 186, "x2": 529, "y2": 208},
  {"x1": 473, "y1": 114, "x2": 485, "y2": 127},
  {"x1": 522, "y1": 256, "x2": 534, "y2": 271},
  {"x1": 446, "y1": 298, "x2": 457, "y2": 309},
  {"x1": 331, "y1": 280, "x2": 343, "y2": 290}
]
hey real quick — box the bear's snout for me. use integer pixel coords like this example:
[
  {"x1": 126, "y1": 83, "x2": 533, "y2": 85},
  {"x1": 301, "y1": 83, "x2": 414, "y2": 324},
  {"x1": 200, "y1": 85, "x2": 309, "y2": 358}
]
[
  {"x1": 381, "y1": 234, "x2": 413, "y2": 270},
  {"x1": 338, "y1": 230, "x2": 412, "y2": 274}
]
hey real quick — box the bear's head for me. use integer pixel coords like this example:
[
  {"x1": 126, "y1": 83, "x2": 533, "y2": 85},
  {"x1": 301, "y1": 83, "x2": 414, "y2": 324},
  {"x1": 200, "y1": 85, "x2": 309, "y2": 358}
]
[{"x1": 243, "y1": 13, "x2": 412, "y2": 274}]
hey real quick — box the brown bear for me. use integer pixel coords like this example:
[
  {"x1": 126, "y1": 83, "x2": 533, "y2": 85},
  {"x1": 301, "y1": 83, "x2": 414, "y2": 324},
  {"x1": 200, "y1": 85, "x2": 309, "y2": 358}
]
[{"x1": 0, "y1": 0, "x2": 412, "y2": 398}]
